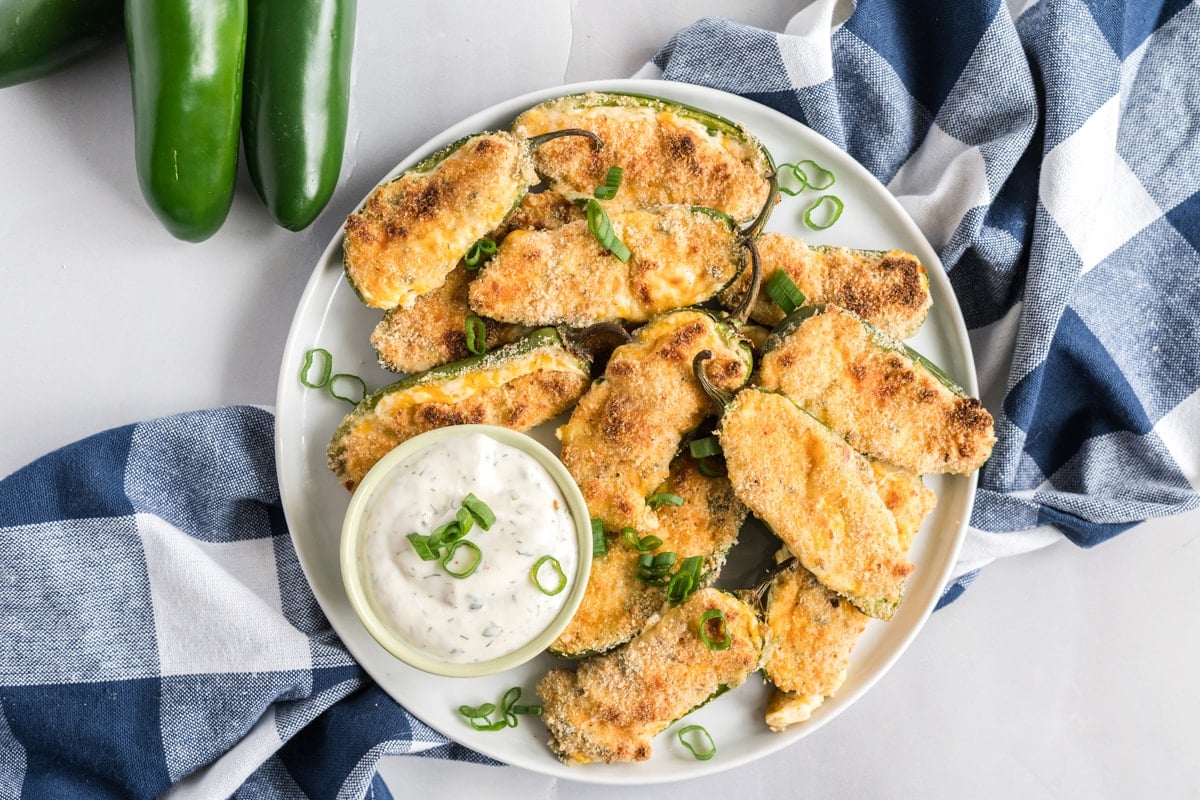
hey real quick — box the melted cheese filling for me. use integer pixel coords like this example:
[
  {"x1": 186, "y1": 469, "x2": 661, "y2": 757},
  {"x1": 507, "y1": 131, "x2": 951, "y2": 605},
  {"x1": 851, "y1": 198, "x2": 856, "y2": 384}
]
[{"x1": 375, "y1": 348, "x2": 584, "y2": 413}]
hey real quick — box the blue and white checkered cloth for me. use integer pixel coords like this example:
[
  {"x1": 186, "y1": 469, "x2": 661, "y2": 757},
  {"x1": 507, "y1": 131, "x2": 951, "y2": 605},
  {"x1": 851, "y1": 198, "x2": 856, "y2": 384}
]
[
  {"x1": 3, "y1": 1, "x2": 1199, "y2": 796},
  {"x1": 641, "y1": 0, "x2": 1200, "y2": 601}
]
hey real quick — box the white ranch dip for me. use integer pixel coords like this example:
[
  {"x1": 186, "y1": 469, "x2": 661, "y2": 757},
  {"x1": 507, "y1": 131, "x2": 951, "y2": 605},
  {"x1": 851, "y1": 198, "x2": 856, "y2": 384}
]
[{"x1": 359, "y1": 432, "x2": 578, "y2": 663}]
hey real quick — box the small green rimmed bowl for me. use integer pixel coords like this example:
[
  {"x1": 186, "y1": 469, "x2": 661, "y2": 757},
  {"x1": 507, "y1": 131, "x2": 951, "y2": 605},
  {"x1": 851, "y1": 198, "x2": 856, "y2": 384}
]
[{"x1": 339, "y1": 425, "x2": 593, "y2": 678}]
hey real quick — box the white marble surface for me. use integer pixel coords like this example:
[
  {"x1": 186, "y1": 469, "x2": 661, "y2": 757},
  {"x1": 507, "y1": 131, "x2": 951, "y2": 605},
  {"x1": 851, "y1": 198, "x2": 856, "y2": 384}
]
[{"x1": 2, "y1": 2, "x2": 1197, "y2": 797}]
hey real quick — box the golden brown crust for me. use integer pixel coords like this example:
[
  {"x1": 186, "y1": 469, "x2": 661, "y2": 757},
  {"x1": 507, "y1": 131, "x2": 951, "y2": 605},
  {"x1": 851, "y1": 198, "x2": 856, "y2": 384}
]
[
  {"x1": 756, "y1": 305, "x2": 996, "y2": 475},
  {"x1": 327, "y1": 367, "x2": 589, "y2": 491},
  {"x1": 370, "y1": 266, "x2": 527, "y2": 374},
  {"x1": 719, "y1": 389, "x2": 912, "y2": 619},
  {"x1": 468, "y1": 206, "x2": 743, "y2": 327},
  {"x1": 369, "y1": 190, "x2": 584, "y2": 374},
  {"x1": 343, "y1": 132, "x2": 536, "y2": 309},
  {"x1": 870, "y1": 460, "x2": 937, "y2": 551},
  {"x1": 538, "y1": 588, "x2": 764, "y2": 764},
  {"x1": 762, "y1": 561, "x2": 868, "y2": 729},
  {"x1": 557, "y1": 311, "x2": 750, "y2": 534},
  {"x1": 652, "y1": 456, "x2": 747, "y2": 569},
  {"x1": 512, "y1": 92, "x2": 772, "y2": 224},
  {"x1": 721, "y1": 233, "x2": 932, "y2": 338},
  {"x1": 551, "y1": 457, "x2": 747, "y2": 657},
  {"x1": 491, "y1": 188, "x2": 586, "y2": 237}
]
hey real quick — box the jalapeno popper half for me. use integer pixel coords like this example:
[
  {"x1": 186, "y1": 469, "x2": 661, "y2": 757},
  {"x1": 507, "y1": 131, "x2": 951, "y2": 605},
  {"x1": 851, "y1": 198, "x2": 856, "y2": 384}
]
[
  {"x1": 551, "y1": 455, "x2": 747, "y2": 658},
  {"x1": 538, "y1": 587, "x2": 764, "y2": 764},
  {"x1": 369, "y1": 191, "x2": 582, "y2": 374},
  {"x1": 761, "y1": 465, "x2": 934, "y2": 730},
  {"x1": 370, "y1": 265, "x2": 528, "y2": 374},
  {"x1": 720, "y1": 232, "x2": 933, "y2": 339},
  {"x1": 558, "y1": 309, "x2": 752, "y2": 534},
  {"x1": 512, "y1": 91, "x2": 775, "y2": 226},
  {"x1": 762, "y1": 560, "x2": 869, "y2": 731},
  {"x1": 342, "y1": 132, "x2": 536, "y2": 309},
  {"x1": 468, "y1": 205, "x2": 748, "y2": 328},
  {"x1": 757, "y1": 304, "x2": 996, "y2": 475},
  {"x1": 327, "y1": 327, "x2": 590, "y2": 490},
  {"x1": 714, "y1": 387, "x2": 912, "y2": 619}
]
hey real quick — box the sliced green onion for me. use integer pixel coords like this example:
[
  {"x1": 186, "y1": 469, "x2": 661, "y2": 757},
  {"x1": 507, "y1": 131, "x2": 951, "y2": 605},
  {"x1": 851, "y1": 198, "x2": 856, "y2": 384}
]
[
  {"x1": 327, "y1": 374, "x2": 367, "y2": 405},
  {"x1": 462, "y1": 493, "x2": 496, "y2": 530},
  {"x1": 427, "y1": 520, "x2": 462, "y2": 550},
  {"x1": 586, "y1": 199, "x2": 632, "y2": 263},
  {"x1": 299, "y1": 347, "x2": 333, "y2": 388},
  {"x1": 406, "y1": 533, "x2": 439, "y2": 561},
  {"x1": 531, "y1": 555, "x2": 567, "y2": 595},
  {"x1": 665, "y1": 555, "x2": 705, "y2": 605},
  {"x1": 794, "y1": 159, "x2": 835, "y2": 190},
  {"x1": 637, "y1": 550, "x2": 677, "y2": 586},
  {"x1": 699, "y1": 608, "x2": 731, "y2": 651},
  {"x1": 496, "y1": 685, "x2": 544, "y2": 725},
  {"x1": 677, "y1": 724, "x2": 717, "y2": 760},
  {"x1": 775, "y1": 163, "x2": 809, "y2": 197},
  {"x1": 593, "y1": 166, "x2": 624, "y2": 200},
  {"x1": 803, "y1": 194, "x2": 844, "y2": 231},
  {"x1": 646, "y1": 492, "x2": 685, "y2": 510},
  {"x1": 622, "y1": 527, "x2": 661, "y2": 553},
  {"x1": 455, "y1": 507, "x2": 475, "y2": 537},
  {"x1": 458, "y1": 703, "x2": 507, "y2": 732},
  {"x1": 591, "y1": 518, "x2": 607, "y2": 557},
  {"x1": 765, "y1": 270, "x2": 807, "y2": 316},
  {"x1": 459, "y1": 687, "x2": 540, "y2": 732},
  {"x1": 441, "y1": 539, "x2": 482, "y2": 579},
  {"x1": 688, "y1": 437, "x2": 723, "y2": 459},
  {"x1": 465, "y1": 315, "x2": 488, "y2": 355},
  {"x1": 463, "y1": 237, "x2": 497, "y2": 269},
  {"x1": 499, "y1": 685, "x2": 522, "y2": 727},
  {"x1": 300, "y1": 348, "x2": 367, "y2": 406},
  {"x1": 695, "y1": 456, "x2": 727, "y2": 478}
]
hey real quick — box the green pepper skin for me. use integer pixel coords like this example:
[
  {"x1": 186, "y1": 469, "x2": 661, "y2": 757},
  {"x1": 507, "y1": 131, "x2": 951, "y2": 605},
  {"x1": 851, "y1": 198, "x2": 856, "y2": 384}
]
[
  {"x1": 125, "y1": 0, "x2": 247, "y2": 242},
  {"x1": 242, "y1": 0, "x2": 356, "y2": 231},
  {"x1": 0, "y1": 0, "x2": 123, "y2": 88}
]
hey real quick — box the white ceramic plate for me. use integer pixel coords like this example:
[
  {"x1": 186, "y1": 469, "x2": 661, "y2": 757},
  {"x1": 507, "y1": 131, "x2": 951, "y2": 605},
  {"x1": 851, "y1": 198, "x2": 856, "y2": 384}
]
[{"x1": 275, "y1": 78, "x2": 979, "y2": 784}]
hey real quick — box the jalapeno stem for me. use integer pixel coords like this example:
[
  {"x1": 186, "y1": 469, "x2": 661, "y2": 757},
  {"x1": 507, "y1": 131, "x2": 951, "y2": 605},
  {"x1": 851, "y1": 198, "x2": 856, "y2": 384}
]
[
  {"x1": 741, "y1": 169, "x2": 778, "y2": 240},
  {"x1": 693, "y1": 350, "x2": 735, "y2": 409},
  {"x1": 752, "y1": 556, "x2": 798, "y2": 605},
  {"x1": 566, "y1": 321, "x2": 632, "y2": 373},
  {"x1": 728, "y1": 236, "x2": 762, "y2": 326},
  {"x1": 527, "y1": 128, "x2": 605, "y2": 151}
]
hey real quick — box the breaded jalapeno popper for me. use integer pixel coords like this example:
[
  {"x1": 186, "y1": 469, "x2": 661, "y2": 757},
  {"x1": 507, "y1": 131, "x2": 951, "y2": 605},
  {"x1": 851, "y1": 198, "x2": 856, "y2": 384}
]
[
  {"x1": 551, "y1": 456, "x2": 747, "y2": 658},
  {"x1": 370, "y1": 265, "x2": 527, "y2": 374},
  {"x1": 369, "y1": 191, "x2": 582, "y2": 374},
  {"x1": 468, "y1": 205, "x2": 749, "y2": 328},
  {"x1": 756, "y1": 304, "x2": 996, "y2": 475},
  {"x1": 713, "y1": 386, "x2": 912, "y2": 619},
  {"x1": 720, "y1": 232, "x2": 933, "y2": 338},
  {"x1": 761, "y1": 466, "x2": 934, "y2": 730},
  {"x1": 762, "y1": 560, "x2": 869, "y2": 731},
  {"x1": 538, "y1": 587, "x2": 764, "y2": 764},
  {"x1": 511, "y1": 91, "x2": 775, "y2": 225},
  {"x1": 327, "y1": 327, "x2": 590, "y2": 490},
  {"x1": 558, "y1": 309, "x2": 752, "y2": 534},
  {"x1": 343, "y1": 128, "x2": 597, "y2": 309}
]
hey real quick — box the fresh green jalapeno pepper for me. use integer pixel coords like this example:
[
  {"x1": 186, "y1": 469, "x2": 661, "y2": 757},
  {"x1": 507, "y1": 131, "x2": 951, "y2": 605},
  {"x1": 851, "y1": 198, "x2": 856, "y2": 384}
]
[
  {"x1": 241, "y1": 0, "x2": 357, "y2": 231},
  {"x1": 125, "y1": 0, "x2": 247, "y2": 242},
  {"x1": 0, "y1": 0, "x2": 123, "y2": 88}
]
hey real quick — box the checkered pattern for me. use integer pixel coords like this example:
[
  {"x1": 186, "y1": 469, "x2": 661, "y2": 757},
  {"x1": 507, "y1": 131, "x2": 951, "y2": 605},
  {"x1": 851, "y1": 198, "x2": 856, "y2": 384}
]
[
  {"x1": 0, "y1": 407, "x2": 492, "y2": 800},
  {"x1": 644, "y1": 0, "x2": 1200, "y2": 603},
  {"x1": 4, "y1": 2, "x2": 1200, "y2": 796}
]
